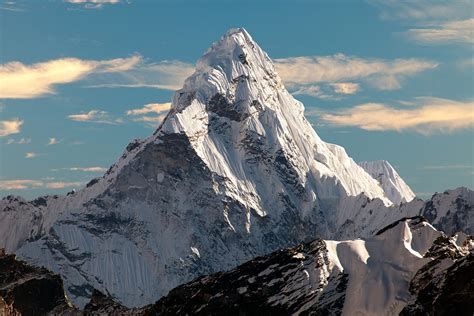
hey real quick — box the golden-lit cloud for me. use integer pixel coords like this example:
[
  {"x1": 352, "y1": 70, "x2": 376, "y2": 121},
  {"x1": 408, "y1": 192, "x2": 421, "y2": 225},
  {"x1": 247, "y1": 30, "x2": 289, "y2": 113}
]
[
  {"x1": 0, "y1": 179, "x2": 84, "y2": 190},
  {"x1": 68, "y1": 110, "x2": 123, "y2": 124},
  {"x1": 330, "y1": 82, "x2": 360, "y2": 94},
  {"x1": 317, "y1": 97, "x2": 474, "y2": 134},
  {"x1": 126, "y1": 102, "x2": 171, "y2": 115},
  {"x1": 69, "y1": 167, "x2": 107, "y2": 172},
  {"x1": 126, "y1": 102, "x2": 171, "y2": 128},
  {"x1": 274, "y1": 54, "x2": 438, "y2": 91},
  {"x1": 0, "y1": 180, "x2": 43, "y2": 190},
  {"x1": 0, "y1": 118, "x2": 23, "y2": 137},
  {"x1": 0, "y1": 55, "x2": 141, "y2": 99},
  {"x1": 47, "y1": 137, "x2": 62, "y2": 146},
  {"x1": 25, "y1": 152, "x2": 37, "y2": 159}
]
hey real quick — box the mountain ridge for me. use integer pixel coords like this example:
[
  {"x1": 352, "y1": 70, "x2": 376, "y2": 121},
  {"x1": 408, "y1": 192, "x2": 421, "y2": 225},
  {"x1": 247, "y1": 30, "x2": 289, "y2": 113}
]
[
  {"x1": 2, "y1": 217, "x2": 471, "y2": 315},
  {"x1": 0, "y1": 28, "x2": 472, "y2": 307}
]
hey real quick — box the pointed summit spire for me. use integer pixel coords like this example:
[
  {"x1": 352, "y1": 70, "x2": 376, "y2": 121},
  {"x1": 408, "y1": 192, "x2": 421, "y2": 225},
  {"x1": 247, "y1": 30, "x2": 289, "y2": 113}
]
[{"x1": 168, "y1": 28, "x2": 283, "y2": 115}]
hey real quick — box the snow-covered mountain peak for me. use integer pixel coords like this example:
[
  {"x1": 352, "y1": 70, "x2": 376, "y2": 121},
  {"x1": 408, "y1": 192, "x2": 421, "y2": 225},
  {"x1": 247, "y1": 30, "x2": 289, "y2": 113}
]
[
  {"x1": 168, "y1": 27, "x2": 284, "y2": 118},
  {"x1": 6, "y1": 28, "x2": 467, "y2": 308},
  {"x1": 160, "y1": 28, "x2": 390, "y2": 208},
  {"x1": 359, "y1": 160, "x2": 415, "y2": 204}
]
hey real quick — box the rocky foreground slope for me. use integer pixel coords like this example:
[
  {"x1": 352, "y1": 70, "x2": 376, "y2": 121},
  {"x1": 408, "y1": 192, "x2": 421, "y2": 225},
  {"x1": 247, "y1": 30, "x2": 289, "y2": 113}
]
[
  {"x1": 1, "y1": 217, "x2": 472, "y2": 315},
  {"x1": 0, "y1": 28, "x2": 472, "y2": 307}
]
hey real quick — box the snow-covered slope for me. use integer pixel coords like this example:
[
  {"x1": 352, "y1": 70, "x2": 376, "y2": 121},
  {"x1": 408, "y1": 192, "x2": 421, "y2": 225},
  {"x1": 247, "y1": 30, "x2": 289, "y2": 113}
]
[
  {"x1": 359, "y1": 160, "x2": 415, "y2": 204},
  {"x1": 150, "y1": 217, "x2": 473, "y2": 315},
  {"x1": 0, "y1": 28, "x2": 471, "y2": 307}
]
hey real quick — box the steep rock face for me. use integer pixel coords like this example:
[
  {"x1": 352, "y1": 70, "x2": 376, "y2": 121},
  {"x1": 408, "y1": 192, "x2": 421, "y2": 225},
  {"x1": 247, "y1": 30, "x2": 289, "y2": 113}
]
[
  {"x1": 359, "y1": 160, "x2": 415, "y2": 204},
  {"x1": 0, "y1": 28, "x2": 470, "y2": 308},
  {"x1": 151, "y1": 239, "x2": 348, "y2": 315},
  {"x1": 400, "y1": 234, "x2": 474, "y2": 315},
  {"x1": 0, "y1": 251, "x2": 76, "y2": 315},
  {"x1": 421, "y1": 187, "x2": 473, "y2": 235}
]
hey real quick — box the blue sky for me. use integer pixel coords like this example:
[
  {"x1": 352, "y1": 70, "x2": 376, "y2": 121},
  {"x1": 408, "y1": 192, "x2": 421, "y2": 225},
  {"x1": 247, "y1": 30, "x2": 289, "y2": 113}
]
[{"x1": 0, "y1": 0, "x2": 472, "y2": 199}]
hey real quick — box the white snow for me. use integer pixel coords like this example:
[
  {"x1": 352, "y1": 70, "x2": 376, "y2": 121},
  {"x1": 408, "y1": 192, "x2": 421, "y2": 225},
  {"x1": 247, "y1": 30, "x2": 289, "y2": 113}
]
[
  {"x1": 323, "y1": 218, "x2": 441, "y2": 316},
  {"x1": 359, "y1": 160, "x2": 415, "y2": 204},
  {"x1": 191, "y1": 247, "x2": 201, "y2": 258}
]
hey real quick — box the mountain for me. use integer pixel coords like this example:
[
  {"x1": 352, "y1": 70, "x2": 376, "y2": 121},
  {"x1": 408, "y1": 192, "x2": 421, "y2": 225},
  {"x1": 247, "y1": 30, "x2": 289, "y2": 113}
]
[
  {"x1": 0, "y1": 28, "x2": 471, "y2": 307},
  {"x1": 150, "y1": 217, "x2": 474, "y2": 315},
  {"x1": 359, "y1": 160, "x2": 415, "y2": 204},
  {"x1": 3, "y1": 218, "x2": 470, "y2": 315}
]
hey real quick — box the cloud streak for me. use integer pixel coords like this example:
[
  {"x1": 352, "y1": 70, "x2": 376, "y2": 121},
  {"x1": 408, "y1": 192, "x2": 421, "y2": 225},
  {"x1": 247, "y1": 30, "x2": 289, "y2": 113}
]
[
  {"x1": 68, "y1": 110, "x2": 123, "y2": 124},
  {"x1": 0, "y1": 179, "x2": 84, "y2": 190},
  {"x1": 406, "y1": 19, "x2": 474, "y2": 45},
  {"x1": 89, "y1": 60, "x2": 195, "y2": 91},
  {"x1": 369, "y1": 1, "x2": 473, "y2": 46},
  {"x1": 47, "y1": 137, "x2": 62, "y2": 146},
  {"x1": 0, "y1": 55, "x2": 141, "y2": 99},
  {"x1": 317, "y1": 97, "x2": 474, "y2": 134},
  {"x1": 369, "y1": 0, "x2": 471, "y2": 21},
  {"x1": 25, "y1": 152, "x2": 37, "y2": 159},
  {"x1": 126, "y1": 102, "x2": 171, "y2": 127},
  {"x1": 330, "y1": 82, "x2": 360, "y2": 94},
  {"x1": 274, "y1": 54, "x2": 438, "y2": 92},
  {"x1": 126, "y1": 102, "x2": 171, "y2": 115},
  {"x1": 64, "y1": 0, "x2": 121, "y2": 9},
  {"x1": 0, "y1": 118, "x2": 23, "y2": 137},
  {"x1": 6, "y1": 138, "x2": 31, "y2": 145},
  {"x1": 69, "y1": 167, "x2": 107, "y2": 172}
]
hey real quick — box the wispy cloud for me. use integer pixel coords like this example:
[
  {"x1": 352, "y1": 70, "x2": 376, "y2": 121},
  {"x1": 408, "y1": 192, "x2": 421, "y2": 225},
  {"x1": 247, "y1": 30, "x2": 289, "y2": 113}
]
[
  {"x1": 369, "y1": 1, "x2": 473, "y2": 46},
  {"x1": 369, "y1": 0, "x2": 470, "y2": 21},
  {"x1": 88, "y1": 60, "x2": 194, "y2": 91},
  {"x1": 0, "y1": 55, "x2": 141, "y2": 99},
  {"x1": 25, "y1": 152, "x2": 37, "y2": 159},
  {"x1": 0, "y1": 118, "x2": 23, "y2": 137},
  {"x1": 330, "y1": 82, "x2": 360, "y2": 94},
  {"x1": 407, "y1": 19, "x2": 473, "y2": 45},
  {"x1": 68, "y1": 166, "x2": 107, "y2": 172},
  {"x1": 68, "y1": 110, "x2": 123, "y2": 124},
  {"x1": 0, "y1": 178, "x2": 84, "y2": 190},
  {"x1": 5, "y1": 137, "x2": 31, "y2": 145},
  {"x1": 0, "y1": 180, "x2": 43, "y2": 190},
  {"x1": 126, "y1": 102, "x2": 171, "y2": 115},
  {"x1": 64, "y1": 0, "x2": 122, "y2": 9},
  {"x1": 126, "y1": 102, "x2": 171, "y2": 127},
  {"x1": 274, "y1": 54, "x2": 438, "y2": 93},
  {"x1": 316, "y1": 97, "x2": 474, "y2": 134},
  {"x1": 291, "y1": 85, "x2": 340, "y2": 100},
  {"x1": 0, "y1": 1, "x2": 25, "y2": 12},
  {"x1": 47, "y1": 137, "x2": 62, "y2": 146}
]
